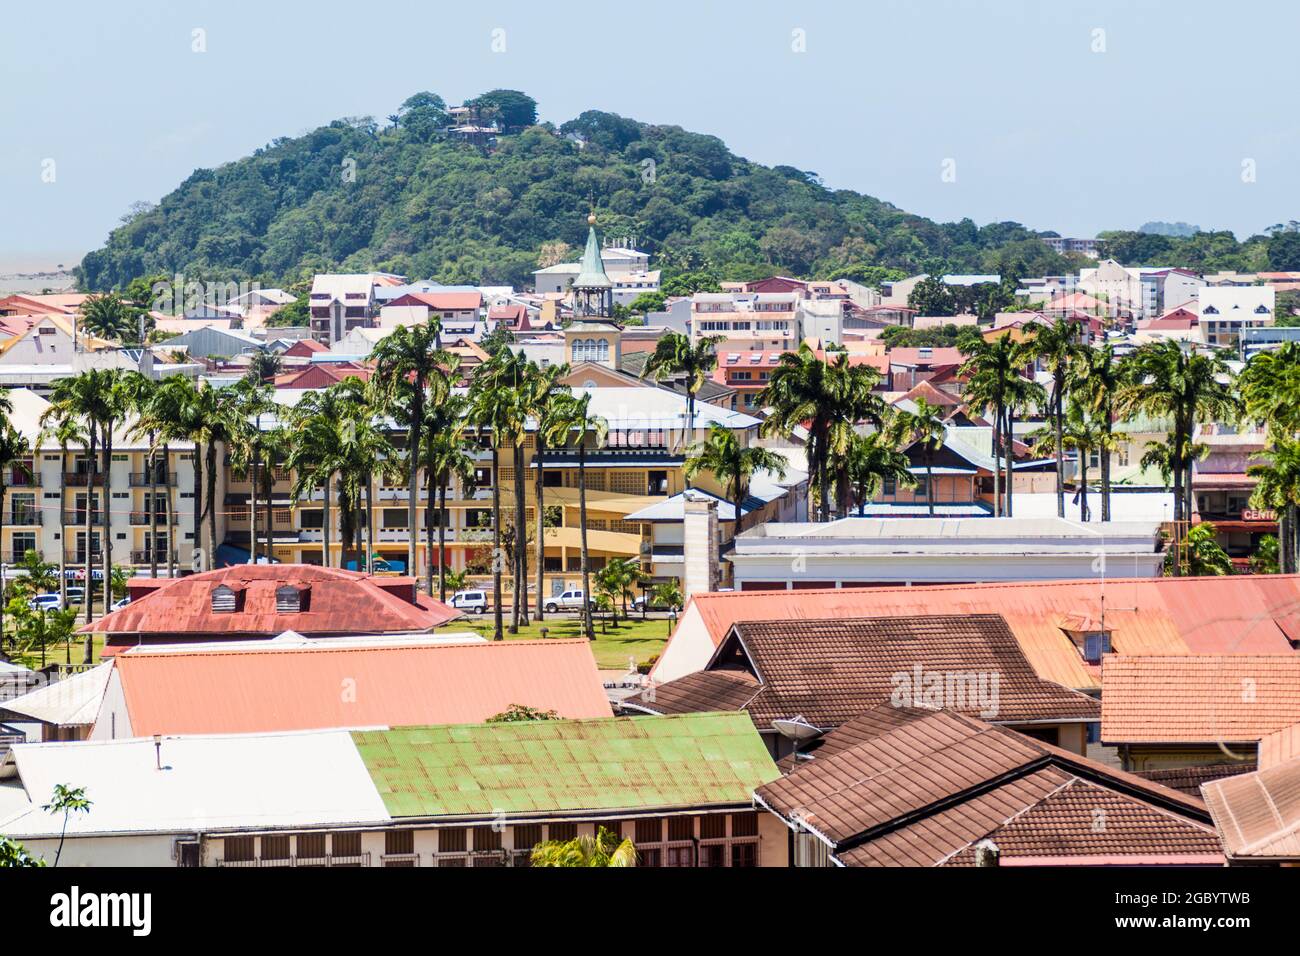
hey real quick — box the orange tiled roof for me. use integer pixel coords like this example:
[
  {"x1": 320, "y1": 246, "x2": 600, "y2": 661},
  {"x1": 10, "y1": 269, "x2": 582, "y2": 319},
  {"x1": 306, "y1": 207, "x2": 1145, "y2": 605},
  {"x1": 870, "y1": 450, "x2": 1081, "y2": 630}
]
[
  {"x1": 1101, "y1": 655, "x2": 1300, "y2": 745},
  {"x1": 109, "y1": 639, "x2": 610, "y2": 736},
  {"x1": 675, "y1": 576, "x2": 1300, "y2": 691}
]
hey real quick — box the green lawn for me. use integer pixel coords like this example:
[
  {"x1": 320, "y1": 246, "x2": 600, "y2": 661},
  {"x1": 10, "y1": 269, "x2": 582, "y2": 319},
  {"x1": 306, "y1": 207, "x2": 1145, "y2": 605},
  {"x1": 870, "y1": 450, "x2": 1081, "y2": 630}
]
[
  {"x1": 8, "y1": 634, "x2": 105, "y2": 671},
  {"x1": 459, "y1": 614, "x2": 669, "y2": 670}
]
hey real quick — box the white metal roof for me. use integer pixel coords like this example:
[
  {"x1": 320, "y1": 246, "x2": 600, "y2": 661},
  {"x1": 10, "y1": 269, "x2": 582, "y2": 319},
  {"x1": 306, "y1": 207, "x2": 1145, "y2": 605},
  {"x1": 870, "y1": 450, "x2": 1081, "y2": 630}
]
[
  {"x1": 0, "y1": 663, "x2": 112, "y2": 726},
  {"x1": 0, "y1": 729, "x2": 390, "y2": 839}
]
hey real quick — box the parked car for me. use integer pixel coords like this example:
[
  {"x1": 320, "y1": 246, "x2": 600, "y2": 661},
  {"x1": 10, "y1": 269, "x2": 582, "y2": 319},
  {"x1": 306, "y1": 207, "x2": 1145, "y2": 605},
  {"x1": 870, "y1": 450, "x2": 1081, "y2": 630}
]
[
  {"x1": 110, "y1": 596, "x2": 130, "y2": 612},
  {"x1": 449, "y1": 590, "x2": 488, "y2": 614},
  {"x1": 632, "y1": 596, "x2": 682, "y2": 613},
  {"x1": 544, "y1": 589, "x2": 596, "y2": 614},
  {"x1": 28, "y1": 593, "x2": 63, "y2": 612},
  {"x1": 64, "y1": 587, "x2": 86, "y2": 606}
]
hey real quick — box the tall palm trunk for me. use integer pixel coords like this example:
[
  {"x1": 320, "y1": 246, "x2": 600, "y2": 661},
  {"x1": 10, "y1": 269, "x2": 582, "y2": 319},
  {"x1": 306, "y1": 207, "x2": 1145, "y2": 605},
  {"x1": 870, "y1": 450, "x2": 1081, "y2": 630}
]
[
  {"x1": 684, "y1": 390, "x2": 696, "y2": 490},
  {"x1": 205, "y1": 441, "x2": 218, "y2": 572},
  {"x1": 534, "y1": 435, "x2": 546, "y2": 621},
  {"x1": 321, "y1": 473, "x2": 332, "y2": 568},
  {"x1": 1171, "y1": 422, "x2": 1185, "y2": 577},
  {"x1": 513, "y1": 441, "x2": 528, "y2": 629},
  {"x1": 437, "y1": 481, "x2": 448, "y2": 602},
  {"x1": 925, "y1": 453, "x2": 936, "y2": 517},
  {"x1": 163, "y1": 442, "x2": 175, "y2": 579},
  {"x1": 148, "y1": 434, "x2": 159, "y2": 579},
  {"x1": 191, "y1": 441, "x2": 203, "y2": 572},
  {"x1": 490, "y1": 439, "x2": 503, "y2": 641},
  {"x1": 249, "y1": 444, "x2": 260, "y2": 564},
  {"x1": 101, "y1": 422, "x2": 114, "y2": 616},
  {"x1": 83, "y1": 425, "x2": 98, "y2": 628},
  {"x1": 364, "y1": 473, "x2": 375, "y2": 574},
  {"x1": 406, "y1": 382, "x2": 423, "y2": 579},
  {"x1": 1079, "y1": 454, "x2": 1089, "y2": 522},
  {"x1": 424, "y1": 466, "x2": 436, "y2": 596},
  {"x1": 58, "y1": 442, "x2": 68, "y2": 607},
  {"x1": 0, "y1": 480, "x2": 7, "y2": 655},
  {"x1": 1054, "y1": 382, "x2": 1065, "y2": 519},
  {"x1": 1004, "y1": 407, "x2": 1015, "y2": 517},
  {"x1": 578, "y1": 440, "x2": 594, "y2": 641},
  {"x1": 992, "y1": 399, "x2": 1003, "y2": 516},
  {"x1": 262, "y1": 464, "x2": 273, "y2": 563}
]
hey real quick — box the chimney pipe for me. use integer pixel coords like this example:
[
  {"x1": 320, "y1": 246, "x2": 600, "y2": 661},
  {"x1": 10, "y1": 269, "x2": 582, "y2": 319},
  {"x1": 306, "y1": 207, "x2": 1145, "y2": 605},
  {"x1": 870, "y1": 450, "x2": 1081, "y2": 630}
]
[
  {"x1": 154, "y1": 734, "x2": 163, "y2": 771},
  {"x1": 973, "y1": 839, "x2": 1000, "y2": 867}
]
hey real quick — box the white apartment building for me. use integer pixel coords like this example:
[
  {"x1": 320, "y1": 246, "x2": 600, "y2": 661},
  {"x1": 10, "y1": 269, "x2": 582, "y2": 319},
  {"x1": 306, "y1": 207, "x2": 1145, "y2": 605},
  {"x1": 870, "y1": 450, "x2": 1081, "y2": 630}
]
[
  {"x1": 690, "y1": 292, "x2": 801, "y2": 349},
  {"x1": 1197, "y1": 286, "x2": 1276, "y2": 349}
]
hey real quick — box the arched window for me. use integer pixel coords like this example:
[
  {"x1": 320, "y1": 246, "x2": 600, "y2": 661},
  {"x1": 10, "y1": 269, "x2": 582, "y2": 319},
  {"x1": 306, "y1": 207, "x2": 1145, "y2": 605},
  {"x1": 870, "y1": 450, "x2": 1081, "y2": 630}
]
[
  {"x1": 598, "y1": 339, "x2": 609, "y2": 361},
  {"x1": 211, "y1": 585, "x2": 238, "y2": 613},
  {"x1": 275, "y1": 585, "x2": 302, "y2": 612}
]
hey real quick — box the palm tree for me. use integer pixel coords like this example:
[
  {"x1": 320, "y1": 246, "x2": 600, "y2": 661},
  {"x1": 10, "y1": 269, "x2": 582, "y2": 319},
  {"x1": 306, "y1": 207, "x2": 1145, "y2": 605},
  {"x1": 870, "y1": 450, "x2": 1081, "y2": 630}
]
[
  {"x1": 1120, "y1": 342, "x2": 1239, "y2": 534},
  {"x1": 1248, "y1": 438, "x2": 1300, "y2": 574},
  {"x1": 595, "y1": 557, "x2": 644, "y2": 621},
  {"x1": 37, "y1": 415, "x2": 86, "y2": 609},
  {"x1": 1029, "y1": 401, "x2": 1106, "y2": 521},
  {"x1": 841, "y1": 432, "x2": 915, "y2": 516},
  {"x1": 121, "y1": 373, "x2": 164, "y2": 578},
  {"x1": 0, "y1": 423, "x2": 31, "y2": 655},
  {"x1": 760, "y1": 344, "x2": 884, "y2": 521},
  {"x1": 1180, "y1": 523, "x2": 1234, "y2": 576},
  {"x1": 530, "y1": 826, "x2": 636, "y2": 867},
  {"x1": 890, "y1": 396, "x2": 946, "y2": 517},
  {"x1": 1071, "y1": 344, "x2": 1125, "y2": 521},
  {"x1": 683, "y1": 423, "x2": 788, "y2": 531},
  {"x1": 326, "y1": 379, "x2": 392, "y2": 573},
  {"x1": 369, "y1": 318, "x2": 449, "y2": 578},
  {"x1": 542, "y1": 392, "x2": 608, "y2": 640},
  {"x1": 469, "y1": 351, "x2": 528, "y2": 637},
  {"x1": 226, "y1": 377, "x2": 276, "y2": 564},
  {"x1": 1239, "y1": 342, "x2": 1300, "y2": 434},
  {"x1": 141, "y1": 375, "x2": 202, "y2": 579},
  {"x1": 959, "y1": 329, "x2": 1025, "y2": 516},
  {"x1": 523, "y1": 361, "x2": 570, "y2": 621},
  {"x1": 1024, "y1": 318, "x2": 1084, "y2": 518},
  {"x1": 79, "y1": 293, "x2": 133, "y2": 341},
  {"x1": 640, "y1": 331, "x2": 725, "y2": 470},
  {"x1": 421, "y1": 394, "x2": 476, "y2": 602}
]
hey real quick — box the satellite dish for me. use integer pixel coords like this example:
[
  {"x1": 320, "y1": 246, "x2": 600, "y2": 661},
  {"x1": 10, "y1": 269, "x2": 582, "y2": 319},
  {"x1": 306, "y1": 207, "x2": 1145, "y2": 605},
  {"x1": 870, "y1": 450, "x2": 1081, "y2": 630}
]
[{"x1": 771, "y1": 716, "x2": 823, "y2": 743}]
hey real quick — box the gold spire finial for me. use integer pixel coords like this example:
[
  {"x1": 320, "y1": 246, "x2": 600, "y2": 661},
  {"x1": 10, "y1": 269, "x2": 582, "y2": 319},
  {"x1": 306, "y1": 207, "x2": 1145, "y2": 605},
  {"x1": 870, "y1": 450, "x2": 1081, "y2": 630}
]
[{"x1": 587, "y1": 212, "x2": 597, "y2": 226}]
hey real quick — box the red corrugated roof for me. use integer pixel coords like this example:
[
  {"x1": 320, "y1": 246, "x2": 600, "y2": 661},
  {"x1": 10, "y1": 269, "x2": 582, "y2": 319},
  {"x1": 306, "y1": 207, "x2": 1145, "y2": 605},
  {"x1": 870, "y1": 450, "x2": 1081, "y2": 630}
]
[
  {"x1": 85, "y1": 565, "x2": 459, "y2": 648},
  {"x1": 108, "y1": 639, "x2": 610, "y2": 736},
  {"x1": 673, "y1": 576, "x2": 1300, "y2": 691}
]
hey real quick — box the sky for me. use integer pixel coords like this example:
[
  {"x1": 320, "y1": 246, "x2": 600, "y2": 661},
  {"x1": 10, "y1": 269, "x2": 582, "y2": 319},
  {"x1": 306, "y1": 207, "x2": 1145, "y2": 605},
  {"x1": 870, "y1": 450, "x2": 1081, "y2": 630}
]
[{"x1": 2, "y1": 0, "x2": 1298, "y2": 269}]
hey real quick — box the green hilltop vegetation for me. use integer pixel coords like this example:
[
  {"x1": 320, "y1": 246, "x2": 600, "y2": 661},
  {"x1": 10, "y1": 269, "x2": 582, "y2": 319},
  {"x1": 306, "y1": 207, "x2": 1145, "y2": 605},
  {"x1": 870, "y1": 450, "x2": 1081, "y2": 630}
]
[
  {"x1": 76, "y1": 89, "x2": 1300, "y2": 294},
  {"x1": 79, "y1": 89, "x2": 1084, "y2": 294}
]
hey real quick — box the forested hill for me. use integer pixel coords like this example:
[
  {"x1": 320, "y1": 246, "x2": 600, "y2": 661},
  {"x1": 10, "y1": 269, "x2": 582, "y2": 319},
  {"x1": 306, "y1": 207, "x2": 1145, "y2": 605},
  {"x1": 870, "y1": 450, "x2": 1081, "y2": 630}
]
[{"x1": 79, "y1": 89, "x2": 1087, "y2": 292}]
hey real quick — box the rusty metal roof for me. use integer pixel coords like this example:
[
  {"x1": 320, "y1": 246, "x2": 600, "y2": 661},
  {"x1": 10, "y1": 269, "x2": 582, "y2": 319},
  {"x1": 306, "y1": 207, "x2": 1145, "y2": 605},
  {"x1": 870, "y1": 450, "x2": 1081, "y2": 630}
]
[
  {"x1": 683, "y1": 576, "x2": 1300, "y2": 690},
  {"x1": 111, "y1": 639, "x2": 610, "y2": 736},
  {"x1": 352, "y1": 712, "x2": 779, "y2": 819},
  {"x1": 84, "y1": 564, "x2": 459, "y2": 647}
]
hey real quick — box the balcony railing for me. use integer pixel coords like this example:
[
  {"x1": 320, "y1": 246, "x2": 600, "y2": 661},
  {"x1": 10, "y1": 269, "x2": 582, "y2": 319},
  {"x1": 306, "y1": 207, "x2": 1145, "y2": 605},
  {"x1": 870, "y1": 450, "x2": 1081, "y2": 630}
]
[
  {"x1": 62, "y1": 513, "x2": 103, "y2": 526},
  {"x1": 5, "y1": 472, "x2": 40, "y2": 487},
  {"x1": 128, "y1": 512, "x2": 167, "y2": 526},
  {"x1": 131, "y1": 550, "x2": 177, "y2": 564},
  {"x1": 63, "y1": 472, "x2": 105, "y2": 487},
  {"x1": 380, "y1": 853, "x2": 420, "y2": 868},
  {"x1": 6, "y1": 513, "x2": 41, "y2": 526},
  {"x1": 128, "y1": 472, "x2": 177, "y2": 487},
  {"x1": 64, "y1": 552, "x2": 103, "y2": 565},
  {"x1": 216, "y1": 853, "x2": 371, "y2": 868}
]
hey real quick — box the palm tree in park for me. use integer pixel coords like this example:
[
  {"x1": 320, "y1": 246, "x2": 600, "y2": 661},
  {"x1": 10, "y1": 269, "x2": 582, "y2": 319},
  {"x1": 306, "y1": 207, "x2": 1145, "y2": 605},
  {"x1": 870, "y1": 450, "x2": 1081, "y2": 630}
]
[
  {"x1": 841, "y1": 432, "x2": 915, "y2": 517},
  {"x1": 889, "y1": 396, "x2": 947, "y2": 517},
  {"x1": 542, "y1": 392, "x2": 608, "y2": 641},
  {"x1": 369, "y1": 318, "x2": 450, "y2": 578},
  {"x1": 959, "y1": 328, "x2": 1039, "y2": 516},
  {"x1": 522, "y1": 360, "x2": 570, "y2": 621},
  {"x1": 640, "y1": 331, "x2": 725, "y2": 468},
  {"x1": 469, "y1": 351, "x2": 528, "y2": 637},
  {"x1": 421, "y1": 394, "x2": 476, "y2": 602},
  {"x1": 683, "y1": 423, "x2": 788, "y2": 531}
]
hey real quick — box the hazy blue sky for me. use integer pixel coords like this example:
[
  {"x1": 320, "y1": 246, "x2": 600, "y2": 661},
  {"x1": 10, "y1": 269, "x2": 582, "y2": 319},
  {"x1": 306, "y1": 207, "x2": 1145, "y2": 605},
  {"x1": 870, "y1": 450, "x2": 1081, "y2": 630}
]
[{"x1": 2, "y1": 0, "x2": 1297, "y2": 267}]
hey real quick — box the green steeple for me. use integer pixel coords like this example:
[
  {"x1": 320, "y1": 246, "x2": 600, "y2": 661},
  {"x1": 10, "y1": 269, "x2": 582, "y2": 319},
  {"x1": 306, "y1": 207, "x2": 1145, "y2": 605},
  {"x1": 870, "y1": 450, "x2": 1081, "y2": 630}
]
[{"x1": 573, "y1": 216, "x2": 612, "y2": 290}]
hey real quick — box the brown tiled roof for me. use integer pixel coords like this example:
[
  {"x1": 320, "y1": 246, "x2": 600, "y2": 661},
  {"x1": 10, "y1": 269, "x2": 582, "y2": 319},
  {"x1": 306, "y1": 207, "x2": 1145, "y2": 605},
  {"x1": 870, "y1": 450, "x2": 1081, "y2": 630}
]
[
  {"x1": 1101, "y1": 655, "x2": 1300, "y2": 745},
  {"x1": 1201, "y1": 755, "x2": 1300, "y2": 861},
  {"x1": 1133, "y1": 762, "x2": 1256, "y2": 798},
  {"x1": 634, "y1": 614, "x2": 1098, "y2": 727},
  {"x1": 625, "y1": 669, "x2": 760, "y2": 716},
  {"x1": 756, "y1": 705, "x2": 1219, "y2": 867}
]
